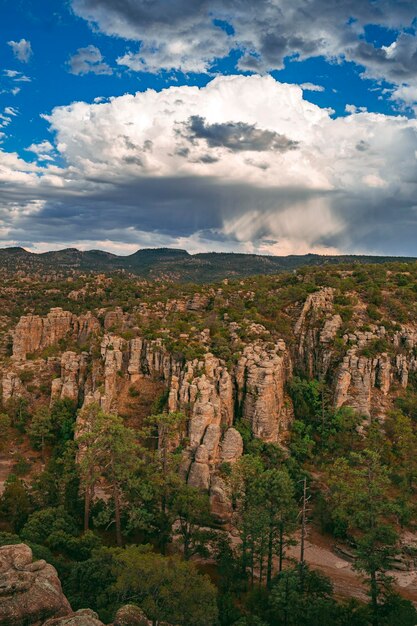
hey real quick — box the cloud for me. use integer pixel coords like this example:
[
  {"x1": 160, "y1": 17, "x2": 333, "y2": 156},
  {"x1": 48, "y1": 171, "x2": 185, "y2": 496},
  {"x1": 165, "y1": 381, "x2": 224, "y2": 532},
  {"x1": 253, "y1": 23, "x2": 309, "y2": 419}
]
[
  {"x1": 300, "y1": 83, "x2": 325, "y2": 92},
  {"x1": 1, "y1": 71, "x2": 31, "y2": 97},
  {"x1": 0, "y1": 106, "x2": 19, "y2": 141},
  {"x1": 4, "y1": 107, "x2": 18, "y2": 117},
  {"x1": 183, "y1": 116, "x2": 298, "y2": 152},
  {"x1": 8, "y1": 39, "x2": 32, "y2": 63},
  {"x1": 1, "y1": 75, "x2": 417, "y2": 255},
  {"x1": 25, "y1": 140, "x2": 56, "y2": 162},
  {"x1": 4, "y1": 70, "x2": 30, "y2": 82},
  {"x1": 71, "y1": 0, "x2": 417, "y2": 92},
  {"x1": 68, "y1": 45, "x2": 112, "y2": 75}
]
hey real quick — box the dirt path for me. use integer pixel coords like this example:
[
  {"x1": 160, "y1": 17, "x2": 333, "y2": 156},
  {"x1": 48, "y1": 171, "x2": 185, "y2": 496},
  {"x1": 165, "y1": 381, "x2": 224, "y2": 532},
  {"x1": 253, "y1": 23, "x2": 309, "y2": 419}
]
[{"x1": 287, "y1": 529, "x2": 417, "y2": 605}]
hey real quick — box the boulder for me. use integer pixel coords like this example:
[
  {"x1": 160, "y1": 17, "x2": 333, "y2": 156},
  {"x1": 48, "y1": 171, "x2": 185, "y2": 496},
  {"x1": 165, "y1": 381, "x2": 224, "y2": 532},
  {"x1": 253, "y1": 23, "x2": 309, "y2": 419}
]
[
  {"x1": 42, "y1": 609, "x2": 104, "y2": 626},
  {"x1": 114, "y1": 605, "x2": 150, "y2": 626},
  {"x1": 220, "y1": 428, "x2": 243, "y2": 464},
  {"x1": 0, "y1": 544, "x2": 71, "y2": 625}
]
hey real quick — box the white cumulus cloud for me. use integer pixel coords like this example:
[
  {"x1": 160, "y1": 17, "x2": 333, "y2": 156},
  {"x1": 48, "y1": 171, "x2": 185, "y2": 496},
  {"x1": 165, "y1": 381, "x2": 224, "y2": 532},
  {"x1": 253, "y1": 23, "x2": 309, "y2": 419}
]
[
  {"x1": 7, "y1": 39, "x2": 32, "y2": 63},
  {"x1": 0, "y1": 75, "x2": 416, "y2": 255}
]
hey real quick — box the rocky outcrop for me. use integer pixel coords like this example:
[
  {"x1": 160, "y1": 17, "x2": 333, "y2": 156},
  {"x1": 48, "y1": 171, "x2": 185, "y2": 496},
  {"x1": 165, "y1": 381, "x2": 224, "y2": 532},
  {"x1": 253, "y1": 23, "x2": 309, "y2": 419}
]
[
  {"x1": 235, "y1": 342, "x2": 292, "y2": 442},
  {"x1": 293, "y1": 289, "x2": 417, "y2": 418},
  {"x1": 114, "y1": 605, "x2": 150, "y2": 626},
  {"x1": 51, "y1": 352, "x2": 89, "y2": 404},
  {"x1": 334, "y1": 348, "x2": 414, "y2": 417},
  {"x1": 0, "y1": 544, "x2": 72, "y2": 625},
  {"x1": 295, "y1": 287, "x2": 336, "y2": 378},
  {"x1": 209, "y1": 475, "x2": 233, "y2": 524},
  {"x1": 188, "y1": 445, "x2": 211, "y2": 490},
  {"x1": 43, "y1": 609, "x2": 105, "y2": 626},
  {"x1": 220, "y1": 428, "x2": 243, "y2": 464},
  {"x1": 1, "y1": 371, "x2": 25, "y2": 403},
  {"x1": 1, "y1": 359, "x2": 53, "y2": 404},
  {"x1": 12, "y1": 309, "x2": 99, "y2": 361}
]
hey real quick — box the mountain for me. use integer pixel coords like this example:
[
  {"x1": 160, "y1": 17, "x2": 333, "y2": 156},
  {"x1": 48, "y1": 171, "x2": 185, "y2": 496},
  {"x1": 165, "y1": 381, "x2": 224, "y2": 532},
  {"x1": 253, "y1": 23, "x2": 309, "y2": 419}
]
[{"x1": 1, "y1": 246, "x2": 416, "y2": 281}]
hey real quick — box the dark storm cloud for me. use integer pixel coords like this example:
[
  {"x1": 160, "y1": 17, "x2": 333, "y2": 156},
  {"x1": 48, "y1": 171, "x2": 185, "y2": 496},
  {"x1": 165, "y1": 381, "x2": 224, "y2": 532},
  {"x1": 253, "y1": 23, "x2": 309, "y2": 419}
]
[
  {"x1": 0, "y1": 178, "x2": 322, "y2": 239},
  {"x1": 326, "y1": 188, "x2": 417, "y2": 256},
  {"x1": 352, "y1": 33, "x2": 417, "y2": 82},
  {"x1": 3, "y1": 168, "x2": 417, "y2": 256},
  {"x1": 184, "y1": 116, "x2": 298, "y2": 153}
]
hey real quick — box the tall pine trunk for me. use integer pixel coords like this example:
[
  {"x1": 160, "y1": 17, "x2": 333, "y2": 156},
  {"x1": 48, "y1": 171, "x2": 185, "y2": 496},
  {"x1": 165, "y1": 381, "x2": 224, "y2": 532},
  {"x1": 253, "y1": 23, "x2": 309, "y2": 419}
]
[
  {"x1": 279, "y1": 521, "x2": 284, "y2": 572},
  {"x1": 267, "y1": 522, "x2": 274, "y2": 588},
  {"x1": 370, "y1": 569, "x2": 379, "y2": 626},
  {"x1": 113, "y1": 482, "x2": 123, "y2": 546},
  {"x1": 84, "y1": 485, "x2": 91, "y2": 532}
]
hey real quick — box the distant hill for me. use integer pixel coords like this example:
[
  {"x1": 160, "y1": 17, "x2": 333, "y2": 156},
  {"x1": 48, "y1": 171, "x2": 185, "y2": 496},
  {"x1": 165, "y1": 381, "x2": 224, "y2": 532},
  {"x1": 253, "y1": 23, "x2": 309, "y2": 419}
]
[{"x1": 0, "y1": 246, "x2": 416, "y2": 282}]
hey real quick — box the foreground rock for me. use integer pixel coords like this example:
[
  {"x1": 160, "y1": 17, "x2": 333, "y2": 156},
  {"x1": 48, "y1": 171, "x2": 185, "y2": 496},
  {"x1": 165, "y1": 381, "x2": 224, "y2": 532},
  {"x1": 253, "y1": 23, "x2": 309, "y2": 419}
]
[
  {"x1": 43, "y1": 609, "x2": 105, "y2": 626},
  {"x1": 0, "y1": 544, "x2": 71, "y2": 625},
  {"x1": 114, "y1": 605, "x2": 150, "y2": 626}
]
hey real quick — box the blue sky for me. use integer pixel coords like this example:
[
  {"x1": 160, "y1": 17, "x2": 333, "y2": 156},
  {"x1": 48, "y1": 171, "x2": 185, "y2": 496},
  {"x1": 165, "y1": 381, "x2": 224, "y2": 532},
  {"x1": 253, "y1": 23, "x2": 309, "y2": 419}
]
[
  {"x1": 1, "y1": 0, "x2": 417, "y2": 255},
  {"x1": 0, "y1": 0, "x2": 408, "y2": 155}
]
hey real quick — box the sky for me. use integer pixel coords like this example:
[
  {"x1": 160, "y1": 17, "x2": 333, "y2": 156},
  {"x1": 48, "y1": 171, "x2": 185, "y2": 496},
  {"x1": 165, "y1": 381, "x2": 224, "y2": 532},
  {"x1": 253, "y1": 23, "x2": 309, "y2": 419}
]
[{"x1": 1, "y1": 0, "x2": 417, "y2": 256}]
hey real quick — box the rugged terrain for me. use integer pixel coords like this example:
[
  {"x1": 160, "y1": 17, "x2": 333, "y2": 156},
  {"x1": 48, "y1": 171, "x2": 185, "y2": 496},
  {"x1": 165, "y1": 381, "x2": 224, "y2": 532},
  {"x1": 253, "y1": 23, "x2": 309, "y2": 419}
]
[{"x1": 1, "y1": 259, "x2": 417, "y2": 623}]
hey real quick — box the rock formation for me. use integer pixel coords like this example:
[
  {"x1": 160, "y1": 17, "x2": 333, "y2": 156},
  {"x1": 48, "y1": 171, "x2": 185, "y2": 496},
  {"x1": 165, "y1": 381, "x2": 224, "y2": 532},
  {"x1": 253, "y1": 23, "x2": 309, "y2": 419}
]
[
  {"x1": 12, "y1": 309, "x2": 99, "y2": 361},
  {"x1": 292, "y1": 287, "x2": 417, "y2": 418},
  {"x1": 0, "y1": 544, "x2": 72, "y2": 625},
  {"x1": 42, "y1": 609, "x2": 105, "y2": 626},
  {"x1": 235, "y1": 342, "x2": 292, "y2": 442},
  {"x1": 6, "y1": 294, "x2": 417, "y2": 521},
  {"x1": 51, "y1": 352, "x2": 89, "y2": 404},
  {"x1": 114, "y1": 605, "x2": 150, "y2": 626}
]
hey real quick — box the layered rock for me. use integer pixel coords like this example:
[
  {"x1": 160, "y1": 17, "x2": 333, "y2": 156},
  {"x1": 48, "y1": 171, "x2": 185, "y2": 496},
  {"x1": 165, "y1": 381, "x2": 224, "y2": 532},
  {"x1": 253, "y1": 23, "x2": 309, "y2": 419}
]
[
  {"x1": 294, "y1": 287, "x2": 336, "y2": 378},
  {"x1": 235, "y1": 342, "x2": 292, "y2": 442},
  {"x1": 12, "y1": 309, "x2": 99, "y2": 361},
  {"x1": 51, "y1": 351, "x2": 89, "y2": 404},
  {"x1": 294, "y1": 289, "x2": 417, "y2": 418},
  {"x1": 0, "y1": 544, "x2": 72, "y2": 625},
  {"x1": 334, "y1": 347, "x2": 415, "y2": 417},
  {"x1": 1, "y1": 359, "x2": 53, "y2": 404}
]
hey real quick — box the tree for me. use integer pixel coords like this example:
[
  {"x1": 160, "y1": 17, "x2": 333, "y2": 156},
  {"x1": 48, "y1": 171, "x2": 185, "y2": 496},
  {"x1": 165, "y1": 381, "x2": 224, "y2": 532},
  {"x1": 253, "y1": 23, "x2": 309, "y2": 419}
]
[
  {"x1": 28, "y1": 406, "x2": 53, "y2": 461},
  {"x1": 77, "y1": 404, "x2": 106, "y2": 531},
  {"x1": 21, "y1": 505, "x2": 77, "y2": 545},
  {"x1": 384, "y1": 411, "x2": 417, "y2": 492},
  {"x1": 0, "y1": 475, "x2": 32, "y2": 532},
  {"x1": 30, "y1": 441, "x2": 81, "y2": 518},
  {"x1": 64, "y1": 547, "x2": 118, "y2": 622},
  {"x1": 6, "y1": 397, "x2": 30, "y2": 433},
  {"x1": 0, "y1": 413, "x2": 12, "y2": 453},
  {"x1": 258, "y1": 468, "x2": 298, "y2": 586},
  {"x1": 230, "y1": 454, "x2": 265, "y2": 581},
  {"x1": 328, "y1": 450, "x2": 398, "y2": 625},
  {"x1": 172, "y1": 484, "x2": 214, "y2": 560},
  {"x1": 267, "y1": 565, "x2": 347, "y2": 626},
  {"x1": 138, "y1": 411, "x2": 188, "y2": 552},
  {"x1": 231, "y1": 458, "x2": 298, "y2": 587},
  {"x1": 112, "y1": 544, "x2": 219, "y2": 626},
  {"x1": 77, "y1": 407, "x2": 140, "y2": 545},
  {"x1": 50, "y1": 398, "x2": 78, "y2": 444}
]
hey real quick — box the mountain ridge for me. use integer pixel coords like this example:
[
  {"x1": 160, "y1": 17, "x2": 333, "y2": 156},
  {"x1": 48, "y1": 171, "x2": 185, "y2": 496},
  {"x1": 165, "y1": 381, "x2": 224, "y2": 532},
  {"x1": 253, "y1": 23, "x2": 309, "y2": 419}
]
[{"x1": 1, "y1": 245, "x2": 416, "y2": 281}]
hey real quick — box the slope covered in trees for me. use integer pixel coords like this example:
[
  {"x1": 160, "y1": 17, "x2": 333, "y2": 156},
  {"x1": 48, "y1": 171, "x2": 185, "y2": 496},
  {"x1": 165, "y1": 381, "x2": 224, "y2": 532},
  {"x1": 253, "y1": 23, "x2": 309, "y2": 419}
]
[{"x1": 1, "y1": 261, "x2": 417, "y2": 625}]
